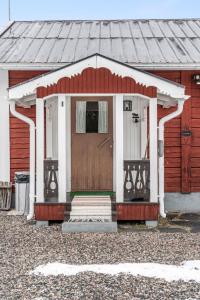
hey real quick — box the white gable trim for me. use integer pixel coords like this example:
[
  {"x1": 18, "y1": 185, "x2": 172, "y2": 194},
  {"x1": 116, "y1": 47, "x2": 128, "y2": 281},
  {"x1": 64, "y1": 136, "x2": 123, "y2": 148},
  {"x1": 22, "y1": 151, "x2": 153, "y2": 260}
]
[
  {"x1": 8, "y1": 54, "x2": 187, "y2": 101},
  {"x1": 2, "y1": 62, "x2": 200, "y2": 71}
]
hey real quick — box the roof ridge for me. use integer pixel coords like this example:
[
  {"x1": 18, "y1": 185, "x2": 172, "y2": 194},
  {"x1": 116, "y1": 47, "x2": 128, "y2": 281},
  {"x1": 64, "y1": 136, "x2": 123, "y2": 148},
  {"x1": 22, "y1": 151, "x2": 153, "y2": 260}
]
[{"x1": 11, "y1": 18, "x2": 200, "y2": 23}]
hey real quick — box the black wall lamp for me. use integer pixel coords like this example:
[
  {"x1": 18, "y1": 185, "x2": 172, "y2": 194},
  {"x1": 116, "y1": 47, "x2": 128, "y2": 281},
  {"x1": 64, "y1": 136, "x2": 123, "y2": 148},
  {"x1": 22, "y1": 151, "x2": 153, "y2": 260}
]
[{"x1": 123, "y1": 100, "x2": 132, "y2": 111}]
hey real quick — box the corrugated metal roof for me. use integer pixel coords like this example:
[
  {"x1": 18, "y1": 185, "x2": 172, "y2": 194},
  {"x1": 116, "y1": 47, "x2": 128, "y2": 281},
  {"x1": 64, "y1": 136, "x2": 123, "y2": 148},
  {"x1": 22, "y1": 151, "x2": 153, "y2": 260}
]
[{"x1": 1, "y1": 19, "x2": 200, "y2": 67}]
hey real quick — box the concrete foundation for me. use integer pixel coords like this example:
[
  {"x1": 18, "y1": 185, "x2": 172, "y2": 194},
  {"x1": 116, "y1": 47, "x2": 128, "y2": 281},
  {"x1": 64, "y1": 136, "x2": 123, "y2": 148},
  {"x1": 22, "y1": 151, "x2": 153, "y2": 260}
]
[
  {"x1": 145, "y1": 221, "x2": 158, "y2": 228},
  {"x1": 36, "y1": 221, "x2": 49, "y2": 227},
  {"x1": 165, "y1": 193, "x2": 200, "y2": 213},
  {"x1": 62, "y1": 221, "x2": 118, "y2": 233}
]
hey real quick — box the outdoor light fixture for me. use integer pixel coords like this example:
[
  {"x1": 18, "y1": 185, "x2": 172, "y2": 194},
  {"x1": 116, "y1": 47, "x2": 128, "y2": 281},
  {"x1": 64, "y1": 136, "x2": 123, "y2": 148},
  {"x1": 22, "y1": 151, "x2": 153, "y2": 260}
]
[
  {"x1": 192, "y1": 74, "x2": 200, "y2": 85},
  {"x1": 132, "y1": 113, "x2": 140, "y2": 123},
  {"x1": 123, "y1": 100, "x2": 132, "y2": 111}
]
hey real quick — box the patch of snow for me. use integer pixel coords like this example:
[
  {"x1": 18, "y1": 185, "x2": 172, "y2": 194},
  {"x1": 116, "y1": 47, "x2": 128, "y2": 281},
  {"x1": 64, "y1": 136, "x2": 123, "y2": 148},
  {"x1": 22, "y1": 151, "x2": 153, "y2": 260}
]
[{"x1": 30, "y1": 260, "x2": 200, "y2": 282}]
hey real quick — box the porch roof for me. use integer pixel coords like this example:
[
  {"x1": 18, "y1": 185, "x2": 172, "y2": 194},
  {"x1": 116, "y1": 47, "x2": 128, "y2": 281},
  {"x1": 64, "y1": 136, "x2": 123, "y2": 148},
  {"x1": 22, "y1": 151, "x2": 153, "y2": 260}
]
[{"x1": 8, "y1": 54, "x2": 189, "y2": 104}]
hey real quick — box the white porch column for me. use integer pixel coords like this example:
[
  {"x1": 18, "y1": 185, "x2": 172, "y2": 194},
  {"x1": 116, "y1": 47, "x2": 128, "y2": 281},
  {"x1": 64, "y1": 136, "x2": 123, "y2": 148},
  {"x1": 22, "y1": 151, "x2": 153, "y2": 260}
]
[
  {"x1": 46, "y1": 100, "x2": 53, "y2": 159},
  {"x1": 36, "y1": 98, "x2": 45, "y2": 202},
  {"x1": 114, "y1": 94, "x2": 124, "y2": 203},
  {"x1": 66, "y1": 96, "x2": 71, "y2": 192},
  {"x1": 149, "y1": 98, "x2": 158, "y2": 202},
  {"x1": 58, "y1": 94, "x2": 67, "y2": 202},
  {"x1": 0, "y1": 70, "x2": 10, "y2": 181}
]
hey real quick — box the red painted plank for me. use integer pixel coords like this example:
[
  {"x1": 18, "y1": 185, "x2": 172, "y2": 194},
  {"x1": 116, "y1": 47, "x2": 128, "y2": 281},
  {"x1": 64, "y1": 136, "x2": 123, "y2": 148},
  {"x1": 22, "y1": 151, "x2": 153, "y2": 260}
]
[
  {"x1": 9, "y1": 70, "x2": 47, "y2": 182},
  {"x1": 117, "y1": 203, "x2": 159, "y2": 221},
  {"x1": 181, "y1": 72, "x2": 192, "y2": 193},
  {"x1": 36, "y1": 67, "x2": 157, "y2": 98}
]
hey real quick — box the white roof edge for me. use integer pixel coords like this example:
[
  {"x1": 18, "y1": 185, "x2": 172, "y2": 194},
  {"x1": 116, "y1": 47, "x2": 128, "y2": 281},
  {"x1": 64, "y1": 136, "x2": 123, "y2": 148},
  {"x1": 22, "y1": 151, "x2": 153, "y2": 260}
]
[
  {"x1": 8, "y1": 54, "x2": 186, "y2": 100},
  {"x1": 2, "y1": 62, "x2": 200, "y2": 71}
]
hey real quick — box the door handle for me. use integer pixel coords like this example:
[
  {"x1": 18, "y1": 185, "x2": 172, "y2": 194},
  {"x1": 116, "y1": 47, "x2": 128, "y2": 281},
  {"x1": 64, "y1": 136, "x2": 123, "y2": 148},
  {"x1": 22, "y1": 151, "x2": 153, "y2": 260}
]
[{"x1": 98, "y1": 137, "x2": 112, "y2": 149}]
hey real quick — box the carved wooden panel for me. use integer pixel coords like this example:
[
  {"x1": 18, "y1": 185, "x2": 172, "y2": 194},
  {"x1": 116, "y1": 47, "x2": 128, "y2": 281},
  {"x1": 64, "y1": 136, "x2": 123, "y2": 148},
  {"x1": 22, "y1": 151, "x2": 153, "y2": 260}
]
[
  {"x1": 124, "y1": 160, "x2": 150, "y2": 201},
  {"x1": 44, "y1": 160, "x2": 58, "y2": 199}
]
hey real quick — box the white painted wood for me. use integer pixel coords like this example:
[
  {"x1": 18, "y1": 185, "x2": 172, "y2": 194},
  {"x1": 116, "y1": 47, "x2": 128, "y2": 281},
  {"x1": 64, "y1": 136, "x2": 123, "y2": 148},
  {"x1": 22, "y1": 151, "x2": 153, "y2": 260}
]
[
  {"x1": 140, "y1": 107, "x2": 148, "y2": 159},
  {"x1": 45, "y1": 98, "x2": 58, "y2": 159},
  {"x1": 10, "y1": 102, "x2": 36, "y2": 219},
  {"x1": 123, "y1": 96, "x2": 148, "y2": 160},
  {"x1": 58, "y1": 95, "x2": 67, "y2": 202},
  {"x1": 114, "y1": 95, "x2": 124, "y2": 203},
  {"x1": 66, "y1": 96, "x2": 71, "y2": 192},
  {"x1": 36, "y1": 99, "x2": 44, "y2": 203},
  {"x1": 46, "y1": 100, "x2": 53, "y2": 159},
  {"x1": 2, "y1": 62, "x2": 200, "y2": 71},
  {"x1": 8, "y1": 54, "x2": 186, "y2": 101},
  {"x1": 149, "y1": 98, "x2": 158, "y2": 203},
  {"x1": 52, "y1": 100, "x2": 58, "y2": 159},
  {"x1": 0, "y1": 70, "x2": 10, "y2": 181}
]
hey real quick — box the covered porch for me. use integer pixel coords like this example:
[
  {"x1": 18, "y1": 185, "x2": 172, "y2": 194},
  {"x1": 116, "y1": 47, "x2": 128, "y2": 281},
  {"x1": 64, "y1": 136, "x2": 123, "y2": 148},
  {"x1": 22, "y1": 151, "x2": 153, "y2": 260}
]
[{"x1": 8, "y1": 54, "x2": 188, "y2": 224}]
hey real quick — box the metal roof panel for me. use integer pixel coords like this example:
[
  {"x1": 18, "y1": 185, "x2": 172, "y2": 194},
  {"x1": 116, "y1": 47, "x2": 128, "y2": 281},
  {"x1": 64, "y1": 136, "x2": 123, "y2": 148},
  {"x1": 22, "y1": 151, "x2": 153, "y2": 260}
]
[{"x1": 1, "y1": 20, "x2": 200, "y2": 66}]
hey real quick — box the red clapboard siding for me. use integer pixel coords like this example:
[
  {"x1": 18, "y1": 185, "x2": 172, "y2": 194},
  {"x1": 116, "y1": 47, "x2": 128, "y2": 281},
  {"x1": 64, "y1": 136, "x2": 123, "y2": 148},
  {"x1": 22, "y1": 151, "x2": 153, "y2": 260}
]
[
  {"x1": 180, "y1": 72, "x2": 192, "y2": 193},
  {"x1": 192, "y1": 98, "x2": 200, "y2": 108},
  {"x1": 9, "y1": 70, "x2": 48, "y2": 182},
  {"x1": 190, "y1": 72, "x2": 200, "y2": 191},
  {"x1": 35, "y1": 203, "x2": 66, "y2": 221},
  {"x1": 191, "y1": 158, "x2": 200, "y2": 167},
  {"x1": 9, "y1": 69, "x2": 200, "y2": 194},
  {"x1": 37, "y1": 67, "x2": 157, "y2": 98},
  {"x1": 117, "y1": 203, "x2": 159, "y2": 221},
  {"x1": 152, "y1": 70, "x2": 200, "y2": 193}
]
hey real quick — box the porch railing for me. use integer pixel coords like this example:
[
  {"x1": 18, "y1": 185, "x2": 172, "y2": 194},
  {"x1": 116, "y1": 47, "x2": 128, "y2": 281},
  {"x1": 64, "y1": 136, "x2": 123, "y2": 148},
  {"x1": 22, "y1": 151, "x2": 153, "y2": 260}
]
[
  {"x1": 124, "y1": 160, "x2": 150, "y2": 201},
  {"x1": 44, "y1": 160, "x2": 58, "y2": 199}
]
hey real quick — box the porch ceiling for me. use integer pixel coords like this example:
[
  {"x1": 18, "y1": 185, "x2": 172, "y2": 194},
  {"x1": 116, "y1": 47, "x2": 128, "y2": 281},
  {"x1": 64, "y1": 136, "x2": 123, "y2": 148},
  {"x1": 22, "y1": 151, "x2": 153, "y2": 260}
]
[{"x1": 8, "y1": 53, "x2": 189, "y2": 103}]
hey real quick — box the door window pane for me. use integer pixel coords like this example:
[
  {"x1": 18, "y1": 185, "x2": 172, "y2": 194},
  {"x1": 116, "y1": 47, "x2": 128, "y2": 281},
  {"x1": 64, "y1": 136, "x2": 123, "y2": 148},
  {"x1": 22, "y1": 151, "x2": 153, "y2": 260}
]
[
  {"x1": 76, "y1": 100, "x2": 108, "y2": 133},
  {"x1": 76, "y1": 101, "x2": 86, "y2": 133},
  {"x1": 98, "y1": 101, "x2": 108, "y2": 133},
  {"x1": 86, "y1": 102, "x2": 98, "y2": 133}
]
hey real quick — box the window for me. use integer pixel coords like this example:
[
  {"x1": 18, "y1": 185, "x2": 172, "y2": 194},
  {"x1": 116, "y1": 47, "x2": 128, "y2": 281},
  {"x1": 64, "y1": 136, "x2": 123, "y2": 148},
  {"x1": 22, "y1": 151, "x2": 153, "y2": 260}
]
[
  {"x1": 86, "y1": 102, "x2": 99, "y2": 133},
  {"x1": 76, "y1": 101, "x2": 108, "y2": 133}
]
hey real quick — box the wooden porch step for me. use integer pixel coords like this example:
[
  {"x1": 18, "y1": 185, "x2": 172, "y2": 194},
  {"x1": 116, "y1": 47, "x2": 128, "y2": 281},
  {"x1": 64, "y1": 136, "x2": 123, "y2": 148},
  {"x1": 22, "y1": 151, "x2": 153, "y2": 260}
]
[
  {"x1": 68, "y1": 195, "x2": 113, "y2": 222},
  {"x1": 71, "y1": 202, "x2": 111, "y2": 206}
]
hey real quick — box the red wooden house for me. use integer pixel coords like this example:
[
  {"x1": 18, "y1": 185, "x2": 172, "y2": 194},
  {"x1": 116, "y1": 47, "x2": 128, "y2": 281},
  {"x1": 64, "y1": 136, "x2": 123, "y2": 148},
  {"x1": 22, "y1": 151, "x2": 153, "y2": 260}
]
[{"x1": 0, "y1": 19, "x2": 199, "y2": 231}]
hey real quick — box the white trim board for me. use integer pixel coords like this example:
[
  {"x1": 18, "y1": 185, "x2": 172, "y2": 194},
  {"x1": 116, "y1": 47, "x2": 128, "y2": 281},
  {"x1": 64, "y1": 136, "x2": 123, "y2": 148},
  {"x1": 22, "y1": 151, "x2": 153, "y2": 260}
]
[
  {"x1": 8, "y1": 54, "x2": 187, "y2": 101},
  {"x1": 2, "y1": 62, "x2": 200, "y2": 71}
]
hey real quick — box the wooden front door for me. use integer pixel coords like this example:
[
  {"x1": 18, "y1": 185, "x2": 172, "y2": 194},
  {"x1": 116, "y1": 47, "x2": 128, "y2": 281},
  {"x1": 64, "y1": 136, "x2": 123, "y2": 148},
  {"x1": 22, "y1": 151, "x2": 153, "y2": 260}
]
[{"x1": 71, "y1": 97, "x2": 113, "y2": 191}]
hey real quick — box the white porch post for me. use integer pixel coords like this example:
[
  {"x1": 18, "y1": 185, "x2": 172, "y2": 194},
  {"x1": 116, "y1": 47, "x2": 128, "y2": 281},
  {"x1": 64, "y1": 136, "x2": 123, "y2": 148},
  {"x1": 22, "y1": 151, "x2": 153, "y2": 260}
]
[
  {"x1": 36, "y1": 98, "x2": 45, "y2": 202},
  {"x1": 66, "y1": 96, "x2": 71, "y2": 192},
  {"x1": 46, "y1": 100, "x2": 53, "y2": 159},
  {"x1": 114, "y1": 94, "x2": 124, "y2": 203},
  {"x1": 58, "y1": 94, "x2": 67, "y2": 202},
  {"x1": 149, "y1": 98, "x2": 158, "y2": 202}
]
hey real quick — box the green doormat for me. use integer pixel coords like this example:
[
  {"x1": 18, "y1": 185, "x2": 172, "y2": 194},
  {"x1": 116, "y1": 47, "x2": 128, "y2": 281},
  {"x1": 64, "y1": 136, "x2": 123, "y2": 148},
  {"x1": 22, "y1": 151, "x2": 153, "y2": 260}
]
[{"x1": 70, "y1": 191, "x2": 115, "y2": 197}]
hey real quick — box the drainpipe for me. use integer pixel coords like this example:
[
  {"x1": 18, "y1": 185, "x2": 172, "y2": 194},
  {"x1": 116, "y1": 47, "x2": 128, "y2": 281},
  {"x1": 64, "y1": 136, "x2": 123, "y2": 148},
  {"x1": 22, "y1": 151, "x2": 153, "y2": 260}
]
[
  {"x1": 10, "y1": 101, "x2": 36, "y2": 220},
  {"x1": 158, "y1": 100, "x2": 184, "y2": 218}
]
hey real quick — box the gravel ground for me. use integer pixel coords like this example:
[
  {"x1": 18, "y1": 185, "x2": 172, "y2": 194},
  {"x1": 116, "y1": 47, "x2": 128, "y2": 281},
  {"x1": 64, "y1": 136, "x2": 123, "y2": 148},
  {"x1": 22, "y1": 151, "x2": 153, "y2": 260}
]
[{"x1": 0, "y1": 215, "x2": 200, "y2": 300}]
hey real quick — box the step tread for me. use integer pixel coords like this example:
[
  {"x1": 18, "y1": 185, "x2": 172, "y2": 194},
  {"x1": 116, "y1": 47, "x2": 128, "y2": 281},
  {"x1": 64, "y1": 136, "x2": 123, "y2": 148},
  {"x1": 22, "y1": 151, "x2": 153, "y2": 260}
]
[{"x1": 69, "y1": 196, "x2": 113, "y2": 221}]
